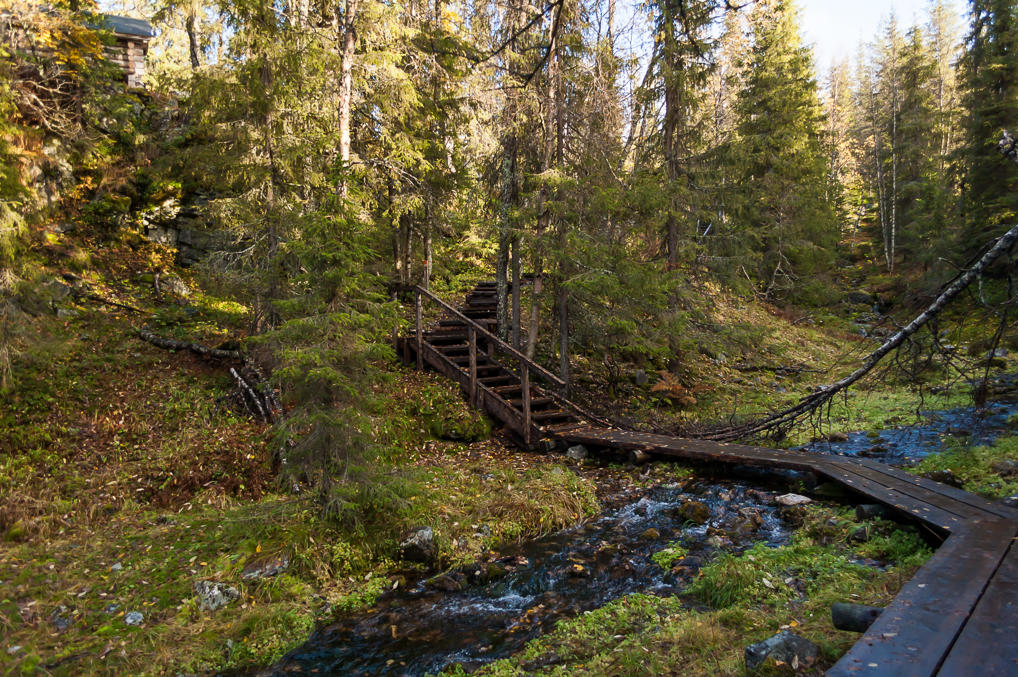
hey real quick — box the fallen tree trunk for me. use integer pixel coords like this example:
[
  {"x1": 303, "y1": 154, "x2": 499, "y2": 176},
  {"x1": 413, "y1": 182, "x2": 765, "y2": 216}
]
[
  {"x1": 137, "y1": 327, "x2": 243, "y2": 361},
  {"x1": 703, "y1": 221, "x2": 1018, "y2": 442},
  {"x1": 137, "y1": 327, "x2": 280, "y2": 423}
]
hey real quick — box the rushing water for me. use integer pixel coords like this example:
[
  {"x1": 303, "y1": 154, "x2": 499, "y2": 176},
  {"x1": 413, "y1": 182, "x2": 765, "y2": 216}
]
[
  {"x1": 264, "y1": 480, "x2": 791, "y2": 676},
  {"x1": 264, "y1": 399, "x2": 1018, "y2": 676},
  {"x1": 799, "y1": 400, "x2": 1018, "y2": 466}
]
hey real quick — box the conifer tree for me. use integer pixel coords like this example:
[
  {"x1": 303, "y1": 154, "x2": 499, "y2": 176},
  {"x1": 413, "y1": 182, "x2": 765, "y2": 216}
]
[
  {"x1": 958, "y1": 0, "x2": 1018, "y2": 253},
  {"x1": 731, "y1": 0, "x2": 836, "y2": 300}
]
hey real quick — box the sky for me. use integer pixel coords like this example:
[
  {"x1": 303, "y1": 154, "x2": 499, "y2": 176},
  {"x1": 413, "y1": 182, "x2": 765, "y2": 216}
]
[{"x1": 799, "y1": 0, "x2": 960, "y2": 72}]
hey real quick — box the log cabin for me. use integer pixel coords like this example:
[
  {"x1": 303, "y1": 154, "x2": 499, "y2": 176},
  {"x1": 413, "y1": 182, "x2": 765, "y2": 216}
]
[{"x1": 97, "y1": 15, "x2": 154, "y2": 88}]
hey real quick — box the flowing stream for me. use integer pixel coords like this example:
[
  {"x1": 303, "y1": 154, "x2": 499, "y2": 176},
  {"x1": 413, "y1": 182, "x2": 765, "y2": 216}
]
[
  {"x1": 264, "y1": 399, "x2": 1018, "y2": 676},
  {"x1": 799, "y1": 400, "x2": 1018, "y2": 466},
  {"x1": 265, "y1": 480, "x2": 791, "y2": 676}
]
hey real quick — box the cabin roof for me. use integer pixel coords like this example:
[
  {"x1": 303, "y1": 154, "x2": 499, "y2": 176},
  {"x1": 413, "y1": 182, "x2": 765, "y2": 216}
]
[{"x1": 100, "y1": 14, "x2": 154, "y2": 39}]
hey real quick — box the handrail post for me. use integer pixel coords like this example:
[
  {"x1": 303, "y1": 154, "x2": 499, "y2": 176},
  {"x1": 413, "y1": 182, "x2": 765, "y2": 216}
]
[
  {"x1": 521, "y1": 359, "x2": 531, "y2": 446},
  {"x1": 415, "y1": 289, "x2": 423, "y2": 370},
  {"x1": 468, "y1": 325, "x2": 477, "y2": 406}
]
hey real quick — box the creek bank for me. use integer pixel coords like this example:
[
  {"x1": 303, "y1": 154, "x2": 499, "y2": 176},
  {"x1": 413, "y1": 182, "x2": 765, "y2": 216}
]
[{"x1": 268, "y1": 478, "x2": 793, "y2": 676}]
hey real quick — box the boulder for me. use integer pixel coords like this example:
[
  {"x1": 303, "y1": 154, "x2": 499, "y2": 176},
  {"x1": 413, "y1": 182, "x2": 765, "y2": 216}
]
[
  {"x1": 49, "y1": 606, "x2": 72, "y2": 633},
  {"x1": 855, "y1": 504, "x2": 890, "y2": 520},
  {"x1": 241, "y1": 553, "x2": 291, "y2": 580},
  {"x1": 775, "y1": 493, "x2": 812, "y2": 507},
  {"x1": 640, "y1": 528, "x2": 661, "y2": 540},
  {"x1": 849, "y1": 526, "x2": 870, "y2": 543},
  {"x1": 676, "y1": 500, "x2": 711, "y2": 525},
  {"x1": 566, "y1": 445, "x2": 588, "y2": 461},
  {"x1": 194, "y1": 580, "x2": 240, "y2": 612},
  {"x1": 744, "y1": 631, "x2": 818, "y2": 671},
  {"x1": 990, "y1": 460, "x2": 1018, "y2": 477},
  {"x1": 400, "y1": 526, "x2": 437, "y2": 565},
  {"x1": 160, "y1": 274, "x2": 191, "y2": 297},
  {"x1": 827, "y1": 431, "x2": 850, "y2": 443},
  {"x1": 923, "y1": 469, "x2": 963, "y2": 488},
  {"x1": 426, "y1": 573, "x2": 464, "y2": 592}
]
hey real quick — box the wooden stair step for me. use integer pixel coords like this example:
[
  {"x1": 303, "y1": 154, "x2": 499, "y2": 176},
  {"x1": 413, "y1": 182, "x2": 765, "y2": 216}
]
[
  {"x1": 532, "y1": 410, "x2": 574, "y2": 422},
  {"x1": 508, "y1": 397, "x2": 554, "y2": 408},
  {"x1": 493, "y1": 385, "x2": 524, "y2": 394},
  {"x1": 425, "y1": 330, "x2": 467, "y2": 340},
  {"x1": 437, "y1": 344, "x2": 469, "y2": 354},
  {"x1": 451, "y1": 355, "x2": 493, "y2": 366},
  {"x1": 480, "y1": 375, "x2": 516, "y2": 385}
]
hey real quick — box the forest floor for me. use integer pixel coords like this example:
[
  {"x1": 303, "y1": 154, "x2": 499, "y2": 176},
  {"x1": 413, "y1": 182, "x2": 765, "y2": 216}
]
[{"x1": 2, "y1": 228, "x2": 1018, "y2": 675}]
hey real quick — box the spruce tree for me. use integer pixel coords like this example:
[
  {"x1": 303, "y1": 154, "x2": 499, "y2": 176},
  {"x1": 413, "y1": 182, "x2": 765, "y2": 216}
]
[
  {"x1": 731, "y1": 0, "x2": 837, "y2": 301},
  {"x1": 958, "y1": 0, "x2": 1018, "y2": 253}
]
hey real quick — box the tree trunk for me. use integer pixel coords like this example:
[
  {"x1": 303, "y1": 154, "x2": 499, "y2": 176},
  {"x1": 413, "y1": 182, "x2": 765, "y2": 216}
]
[
  {"x1": 261, "y1": 58, "x2": 281, "y2": 331},
  {"x1": 337, "y1": 0, "x2": 360, "y2": 197},
  {"x1": 870, "y1": 86, "x2": 889, "y2": 271},
  {"x1": 553, "y1": 27, "x2": 568, "y2": 386},
  {"x1": 557, "y1": 270, "x2": 570, "y2": 388},
  {"x1": 511, "y1": 235, "x2": 521, "y2": 348},
  {"x1": 186, "y1": 13, "x2": 200, "y2": 70},
  {"x1": 496, "y1": 133, "x2": 515, "y2": 341},
  {"x1": 423, "y1": 214, "x2": 433, "y2": 290},
  {"x1": 889, "y1": 86, "x2": 898, "y2": 273},
  {"x1": 527, "y1": 18, "x2": 559, "y2": 360}
]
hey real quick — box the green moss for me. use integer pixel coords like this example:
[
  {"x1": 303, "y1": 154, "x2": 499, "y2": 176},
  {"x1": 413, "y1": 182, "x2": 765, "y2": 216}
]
[
  {"x1": 912, "y1": 434, "x2": 1018, "y2": 499},
  {"x1": 651, "y1": 541, "x2": 689, "y2": 569}
]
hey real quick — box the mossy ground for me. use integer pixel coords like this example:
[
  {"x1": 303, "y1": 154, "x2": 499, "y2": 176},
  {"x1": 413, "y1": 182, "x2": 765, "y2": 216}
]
[{"x1": 911, "y1": 432, "x2": 1018, "y2": 499}]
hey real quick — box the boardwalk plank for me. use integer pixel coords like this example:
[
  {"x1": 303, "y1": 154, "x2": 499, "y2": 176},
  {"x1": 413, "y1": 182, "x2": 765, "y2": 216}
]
[
  {"x1": 829, "y1": 519, "x2": 1015, "y2": 677},
  {"x1": 817, "y1": 463, "x2": 965, "y2": 532},
  {"x1": 938, "y1": 527, "x2": 1018, "y2": 677},
  {"x1": 853, "y1": 459, "x2": 1018, "y2": 521}
]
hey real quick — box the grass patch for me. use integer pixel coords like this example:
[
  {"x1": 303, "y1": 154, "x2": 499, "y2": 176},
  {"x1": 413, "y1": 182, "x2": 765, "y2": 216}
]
[{"x1": 912, "y1": 434, "x2": 1018, "y2": 499}]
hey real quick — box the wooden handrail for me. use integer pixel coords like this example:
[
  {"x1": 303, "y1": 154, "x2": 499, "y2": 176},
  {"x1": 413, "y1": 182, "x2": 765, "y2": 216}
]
[{"x1": 413, "y1": 285, "x2": 566, "y2": 389}]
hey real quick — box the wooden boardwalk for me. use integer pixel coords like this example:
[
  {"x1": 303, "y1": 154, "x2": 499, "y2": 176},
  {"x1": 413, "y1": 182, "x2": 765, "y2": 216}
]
[{"x1": 402, "y1": 282, "x2": 1018, "y2": 676}]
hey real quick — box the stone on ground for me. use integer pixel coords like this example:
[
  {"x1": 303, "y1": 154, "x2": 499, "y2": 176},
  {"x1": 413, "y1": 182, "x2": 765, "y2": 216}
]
[
  {"x1": 744, "y1": 630, "x2": 818, "y2": 670},
  {"x1": 194, "y1": 580, "x2": 241, "y2": 612}
]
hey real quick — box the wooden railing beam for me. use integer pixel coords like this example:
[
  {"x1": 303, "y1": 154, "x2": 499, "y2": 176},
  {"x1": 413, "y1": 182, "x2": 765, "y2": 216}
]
[
  {"x1": 415, "y1": 289, "x2": 423, "y2": 370},
  {"x1": 521, "y1": 360, "x2": 531, "y2": 446},
  {"x1": 414, "y1": 285, "x2": 565, "y2": 388},
  {"x1": 468, "y1": 325, "x2": 477, "y2": 406}
]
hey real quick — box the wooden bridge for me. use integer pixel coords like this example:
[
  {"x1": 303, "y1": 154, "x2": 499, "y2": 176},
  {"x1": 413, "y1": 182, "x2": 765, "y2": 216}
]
[{"x1": 399, "y1": 282, "x2": 1018, "y2": 676}]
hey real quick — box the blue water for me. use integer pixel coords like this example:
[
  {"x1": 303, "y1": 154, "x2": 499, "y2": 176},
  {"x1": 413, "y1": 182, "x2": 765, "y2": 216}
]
[{"x1": 800, "y1": 400, "x2": 1018, "y2": 467}]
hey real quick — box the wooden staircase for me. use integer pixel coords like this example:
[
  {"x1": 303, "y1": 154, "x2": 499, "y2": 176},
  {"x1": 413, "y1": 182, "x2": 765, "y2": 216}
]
[{"x1": 400, "y1": 281, "x2": 594, "y2": 448}]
